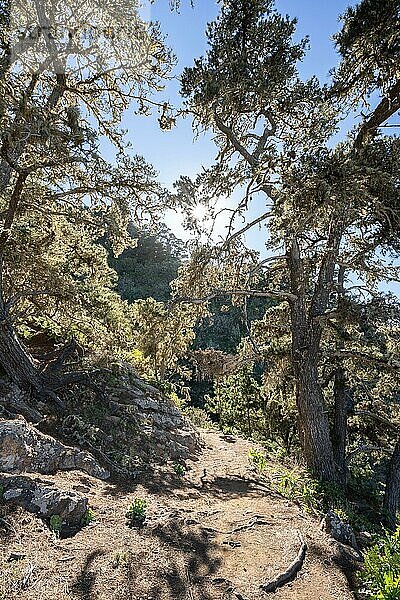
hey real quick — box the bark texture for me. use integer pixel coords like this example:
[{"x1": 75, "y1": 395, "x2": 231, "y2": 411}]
[
  {"x1": 332, "y1": 366, "x2": 348, "y2": 484},
  {"x1": 287, "y1": 237, "x2": 339, "y2": 483},
  {"x1": 384, "y1": 438, "x2": 400, "y2": 530},
  {"x1": 0, "y1": 320, "x2": 46, "y2": 393}
]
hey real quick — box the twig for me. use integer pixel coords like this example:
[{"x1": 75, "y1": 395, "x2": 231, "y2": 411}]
[
  {"x1": 0, "y1": 517, "x2": 15, "y2": 534},
  {"x1": 185, "y1": 565, "x2": 195, "y2": 600}
]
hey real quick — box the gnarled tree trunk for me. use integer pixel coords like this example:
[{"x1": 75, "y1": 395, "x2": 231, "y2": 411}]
[
  {"x1": 0, "y1": 319, "x2": 47, "y2": 393},
  {"x1": 287, "y1": 236, "x2": 340, "y2": 484},
  {"x1": 292, "y1": 334, "x2": 338, "y2": 483},
  {"x1": 384, "y1": 438, "x2": 400, "y2": 530}
]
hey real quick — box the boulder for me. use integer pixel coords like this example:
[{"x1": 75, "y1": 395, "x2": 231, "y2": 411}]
[
  {"x1": 1, "y1": 475, "x2": 88, "y2": 532},
  {"x1": 321, "y1": 510, "x2": 359, "y2": 552},
  {"x1": 0, "y1": 418, "x2": 109, "y2": 480}
]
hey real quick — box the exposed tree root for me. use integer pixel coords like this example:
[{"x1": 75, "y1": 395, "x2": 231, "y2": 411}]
[
  {"x1": 260, "y1": 530, "x2": 307, "y2": 593},
  {"x1": 83, "y1": 439, "x2": 139, "y2": 479},
  {"x1": 203, "y1": 515, "x2": 269, "y2": 535}
]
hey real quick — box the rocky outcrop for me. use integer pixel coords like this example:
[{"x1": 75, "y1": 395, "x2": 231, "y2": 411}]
[
  {"x1": 1, "y1": 475, "x2": 88, "y2": 533},
  {"x1": 58, "y1": 363, "x2": 202, "y2": 470},
  {"x1": 321, "y1": 510, "x2": 359, "y2": 551},
  {"x1": 0, "y1": 364, "x2": 200, "y2": 481},
  {"x1": 107, "y1": 378, "x2": 200, "y2": 461},
  {"x1": 0, "y1": 418, "x2": 110, "y2": 480}
]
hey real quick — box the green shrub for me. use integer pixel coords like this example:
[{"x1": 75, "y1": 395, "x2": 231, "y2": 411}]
[
  {"x1": 81, "y1": 508, "x2": 97, "y2": 527},
  {"x1": 206, "y1": 367, "x2": 264, "y2": 438},
  {"x1": 277, "y1": 468, "x2": 320, "y2": 510},
  {"x1": 361, "y1": 527, "x2": 400, "y2": 599},
  {"x1": 126, "y1": 498, "x2": 147, "y2": 525},
  {"x1": 182, "y1": 406, "x2": 216, "y2": 429},
  {"x1": 173, "y1": 462, "x2": 186, "y2": 476},
  {"x1": 49, "y1": 514, "x2": 62, "y2": 536},
  {"x1": 248, "y1": 448, "x2": 268, "y2": 472}
]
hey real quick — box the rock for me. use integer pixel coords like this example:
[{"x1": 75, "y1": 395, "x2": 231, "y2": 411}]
[
  {"x1": 1, "y1": 475, "x2": 88, "y2": 532},
  {"x1": 103, "y1": 363, "x2": 201, "y2": 464},
  {"x1": 321, "y1": 510, "x2": 359, "y2": 551},
  {"x1": 0, "y1": 418, "x2": 109, "y2": 480},
  {"x1": 356, "y1": 530, "x2": 373, "y2": 548}
]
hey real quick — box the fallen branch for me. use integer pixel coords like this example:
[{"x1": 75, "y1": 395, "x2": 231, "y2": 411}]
[{"x1": 260, "y1": 531, "x2": 307, "y2": 593}]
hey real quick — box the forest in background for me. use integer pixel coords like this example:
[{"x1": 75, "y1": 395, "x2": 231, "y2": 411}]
[{"x1": 1, "y1": 1, "x2": 400, "y2": 597}]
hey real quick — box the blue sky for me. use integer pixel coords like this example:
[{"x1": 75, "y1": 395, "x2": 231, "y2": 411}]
[
  {"x1": 122, "y1": 1, "x2": 399, "y2": 295},
  {"x1": 124, "y1": 0, "x2": 352, "y2": 189}
]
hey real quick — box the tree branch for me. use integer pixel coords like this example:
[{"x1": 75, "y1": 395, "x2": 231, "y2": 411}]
[
  {"x1": 222, "y1": 211, "x2": 273, "y2": 249},
  {"x1": 353, "y1": 410, "x2": 399, "y2": 434},
  {"x1": 213, "y1": 106, "x2": 276, "y2": 197},
  {"x1": 4, "y1": 290, "x2": 66, "y2": 314},
  {"x1": 355, "y1": 80, "x2": 400, "y2": 149},
  {"x1": 346, "y1": 444, "x2": 390, "y2": 467},
  {"x1": 325, "y1": 348, "x2": 400, "y2": 370},
  {"x1": 174, "y1": 287, "x2": 296, "y2": 305},
  {"x1": 0, "y1": 172, "x2": 28, "y2": 255}
]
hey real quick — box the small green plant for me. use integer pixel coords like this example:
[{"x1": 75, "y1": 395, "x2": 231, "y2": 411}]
[
  {"x1": 270, "y1": 467, "x2": 320, "y2": 512},
  {"x1": 361, "y1": 526, "x2": 400, "y2": 599},
  {"x1": 248, "y1": 448, "x2": 267, "y2": 472},
  {"x1": 173, "y1": 462, "x2": 186, "y2": 476},
  {"x1": 126, "y1": 498, "x2": 147, "y2": 526},
  {"x1": 111, "y1": 550, "x2": 131, "y2": 568},
  {"x1": 81, "y1": 508, "x2": 97, "y2": 527},
  {"x1": 49, "y1": 514, "x2": 63, "y2": 536}
]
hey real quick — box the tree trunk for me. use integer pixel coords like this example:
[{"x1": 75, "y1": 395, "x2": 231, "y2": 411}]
[
  {"x1": 332, "y1": 366, "x2": 348, "y2": 485},
  {"x1": 293, "y1": 350, "x2": 338, "y2": 483},
  {"x1": 384, "y1": 438, "x2": 400, "y2": 530},
  {"x1": 0, "y1": 319, "x2": 46, "y2": 392},
  {"x1": 286, "y1": 235, "x2": 340, "y2": 484}
]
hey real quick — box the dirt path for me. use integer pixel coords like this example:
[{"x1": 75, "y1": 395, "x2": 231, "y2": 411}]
[{"x1": 0, "y1": 430, "x2": 354, "y2": 599}]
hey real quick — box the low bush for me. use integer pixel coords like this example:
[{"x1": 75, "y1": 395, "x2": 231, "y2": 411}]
[
  {"x1": 361, "y1": 526, "x2": 400, "y2": 600},
  {"x1": 126, "y1": 498, "x2": 147, "y2": 526}
]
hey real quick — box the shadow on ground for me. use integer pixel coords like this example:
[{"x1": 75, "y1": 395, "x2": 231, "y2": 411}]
[{"x1": 124, "y1": 521, "x2": 223, "y2": 600}]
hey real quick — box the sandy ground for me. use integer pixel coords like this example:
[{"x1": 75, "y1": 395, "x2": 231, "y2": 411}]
[{"x1": 0, "y1": 429, "x2": 355, "y2": 599}]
